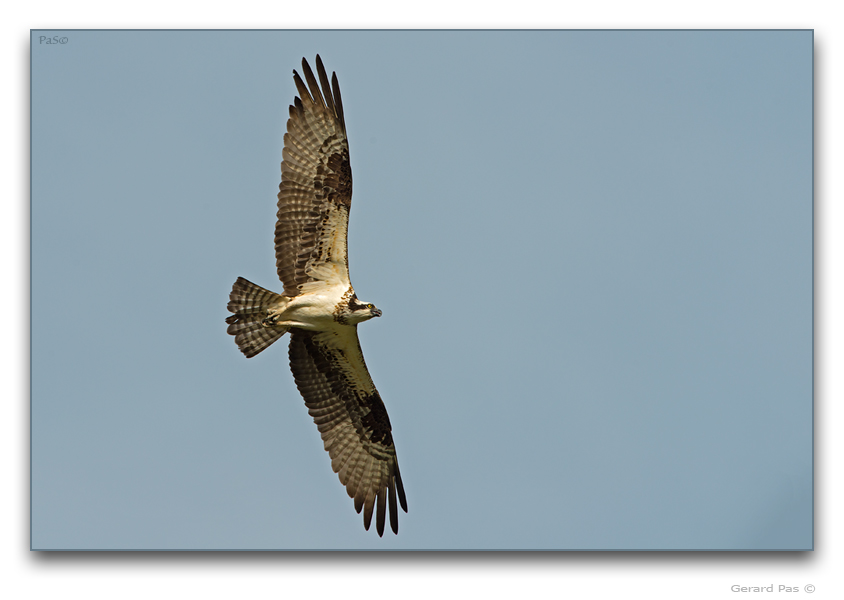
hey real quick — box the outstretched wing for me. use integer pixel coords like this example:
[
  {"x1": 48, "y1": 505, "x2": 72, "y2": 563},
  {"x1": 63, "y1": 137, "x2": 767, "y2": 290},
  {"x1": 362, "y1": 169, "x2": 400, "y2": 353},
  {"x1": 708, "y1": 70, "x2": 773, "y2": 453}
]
[
  {"x1": 288, "y1": 329, "x2": 407, "y2": 536},
  {"x1": 276, "y1": 55, "x2": 353, "y2": 297}
]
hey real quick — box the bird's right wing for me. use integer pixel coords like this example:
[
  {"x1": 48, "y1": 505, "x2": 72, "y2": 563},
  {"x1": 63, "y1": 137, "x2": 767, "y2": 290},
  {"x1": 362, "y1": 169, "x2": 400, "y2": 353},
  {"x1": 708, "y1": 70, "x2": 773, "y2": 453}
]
[{"x1": 288, "y1": 328, "x2": 407, "y2": 536}]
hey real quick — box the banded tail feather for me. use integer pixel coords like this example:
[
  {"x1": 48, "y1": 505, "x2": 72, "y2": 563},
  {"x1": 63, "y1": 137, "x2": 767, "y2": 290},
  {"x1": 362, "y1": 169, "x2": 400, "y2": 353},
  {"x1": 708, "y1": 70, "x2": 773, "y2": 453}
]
[{"x1": 226, "y1": 277, "x2": 289, "y2": 358}]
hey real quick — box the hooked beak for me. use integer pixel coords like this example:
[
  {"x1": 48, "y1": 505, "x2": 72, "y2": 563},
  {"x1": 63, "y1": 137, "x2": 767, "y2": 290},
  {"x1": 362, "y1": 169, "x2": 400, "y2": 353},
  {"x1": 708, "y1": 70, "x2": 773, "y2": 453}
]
[{"x1": 371, "y1": 307, "x2": 382, "y2": 318}]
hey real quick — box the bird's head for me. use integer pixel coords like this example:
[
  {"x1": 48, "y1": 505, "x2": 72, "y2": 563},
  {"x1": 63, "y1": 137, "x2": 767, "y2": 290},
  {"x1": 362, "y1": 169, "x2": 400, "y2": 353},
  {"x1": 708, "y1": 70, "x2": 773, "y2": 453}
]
[{"x1": 347, "y1": 296, "x2": 382, "y2": 324}]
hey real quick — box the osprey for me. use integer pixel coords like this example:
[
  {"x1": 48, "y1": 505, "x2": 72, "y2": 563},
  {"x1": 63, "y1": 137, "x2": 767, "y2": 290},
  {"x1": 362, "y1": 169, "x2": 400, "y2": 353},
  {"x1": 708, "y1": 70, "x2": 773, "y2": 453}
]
[{"x1": 225, "y1": 56, "x2": 407, "y2": 536}]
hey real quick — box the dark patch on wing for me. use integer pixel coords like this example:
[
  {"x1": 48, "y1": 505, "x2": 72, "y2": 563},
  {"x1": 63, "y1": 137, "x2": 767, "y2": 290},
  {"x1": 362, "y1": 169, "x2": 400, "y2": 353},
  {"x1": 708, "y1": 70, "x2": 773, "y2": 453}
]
[
  {"x1": 359, "y1": 390, "x2": 393, "y2": 447},
  {"x1": 326, "y1": 148, "x2": 352, "y2": 207}
]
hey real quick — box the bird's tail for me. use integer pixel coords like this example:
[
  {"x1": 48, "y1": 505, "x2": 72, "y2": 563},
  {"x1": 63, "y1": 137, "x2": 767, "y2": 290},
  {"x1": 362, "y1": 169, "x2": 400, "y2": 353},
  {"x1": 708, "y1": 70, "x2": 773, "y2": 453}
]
[{"x1": 226, "y1": 277, "x2": 289, "y2": 358}]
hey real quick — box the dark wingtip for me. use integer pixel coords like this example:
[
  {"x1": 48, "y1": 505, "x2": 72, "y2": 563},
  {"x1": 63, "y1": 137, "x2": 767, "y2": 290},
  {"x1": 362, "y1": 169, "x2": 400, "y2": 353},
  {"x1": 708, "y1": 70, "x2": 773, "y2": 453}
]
[
  {"x1": 395, "y1": 462, "x2": 408, "y2": 512},
  {"x1": 292, "y1": 68, "x2": 312, "y2": 105},
  {"x1": 331, "y1": 71, "x2": 345, "y2": 132},
  {"x1": 314, "y1": 55, "x2": 336, "y2": 117},
  {"x1": 300, "y1": 56, "x2": 325, "y2": 109}
]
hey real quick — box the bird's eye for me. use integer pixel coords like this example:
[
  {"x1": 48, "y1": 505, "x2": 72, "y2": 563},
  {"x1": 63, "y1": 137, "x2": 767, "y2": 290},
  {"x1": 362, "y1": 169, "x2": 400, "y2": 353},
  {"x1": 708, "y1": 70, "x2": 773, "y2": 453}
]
[{"x1": 366, "y1": 303, "x2": 374, "y2": 309}]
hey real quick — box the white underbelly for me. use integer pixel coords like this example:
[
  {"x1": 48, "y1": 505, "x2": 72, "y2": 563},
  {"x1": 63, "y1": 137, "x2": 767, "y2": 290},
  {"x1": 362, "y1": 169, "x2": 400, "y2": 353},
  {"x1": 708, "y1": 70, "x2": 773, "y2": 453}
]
[{"x1": 279, "y1": 286, "x2": 349, "y2": 330}]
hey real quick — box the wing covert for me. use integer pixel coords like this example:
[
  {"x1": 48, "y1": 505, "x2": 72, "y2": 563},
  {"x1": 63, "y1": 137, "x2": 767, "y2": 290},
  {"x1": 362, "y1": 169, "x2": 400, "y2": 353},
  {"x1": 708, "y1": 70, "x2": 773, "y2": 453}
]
[{"x1": 288, "y1": 328, "x2": 407, "y2": 536}]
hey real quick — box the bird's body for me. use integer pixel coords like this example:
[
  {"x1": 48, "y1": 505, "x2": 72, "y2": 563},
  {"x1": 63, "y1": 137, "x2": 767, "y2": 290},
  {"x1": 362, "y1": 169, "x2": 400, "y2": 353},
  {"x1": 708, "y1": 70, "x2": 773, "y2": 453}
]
[{"x1": 225, "y1": 55, "x2": 406, "y2": 536}]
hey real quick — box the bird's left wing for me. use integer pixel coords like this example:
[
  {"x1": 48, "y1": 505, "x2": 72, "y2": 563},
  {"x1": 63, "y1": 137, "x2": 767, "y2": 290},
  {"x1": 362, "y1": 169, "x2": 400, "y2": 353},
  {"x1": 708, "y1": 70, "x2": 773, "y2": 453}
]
[
  {"x1": 276, "y1": 55, "x2": 352, "y2": 297},
  {"x1": 288, "y1": 328, "x2": 407, "y2": 536}
]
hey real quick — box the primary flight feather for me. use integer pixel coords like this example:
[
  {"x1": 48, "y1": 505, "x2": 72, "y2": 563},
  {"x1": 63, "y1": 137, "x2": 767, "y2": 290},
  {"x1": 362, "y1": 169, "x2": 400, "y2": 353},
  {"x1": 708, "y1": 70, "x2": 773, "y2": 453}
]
[{"x1": 225, "y1": 55, "x2": 407, "y2": 536}]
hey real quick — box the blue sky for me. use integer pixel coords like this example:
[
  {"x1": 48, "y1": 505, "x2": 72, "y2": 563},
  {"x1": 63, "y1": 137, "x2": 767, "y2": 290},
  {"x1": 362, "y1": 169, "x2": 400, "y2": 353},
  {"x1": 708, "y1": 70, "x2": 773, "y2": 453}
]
[{"x1": 31, "y1": 30, "x2": 812, "y2": 550}]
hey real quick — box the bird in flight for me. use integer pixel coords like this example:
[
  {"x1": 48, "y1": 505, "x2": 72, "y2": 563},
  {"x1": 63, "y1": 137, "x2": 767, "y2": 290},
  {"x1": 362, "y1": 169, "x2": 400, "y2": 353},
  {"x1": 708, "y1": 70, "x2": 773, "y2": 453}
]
[{"x1": 225, "y1": 55, "x2": 407, "y2": 536}]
